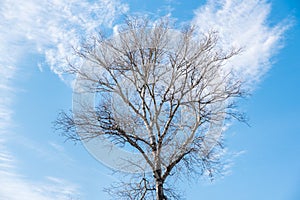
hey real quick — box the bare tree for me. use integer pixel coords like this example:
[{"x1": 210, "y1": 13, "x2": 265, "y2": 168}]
[{"x1": 55, "y1": 16, "x2": 246, "y2": 200}]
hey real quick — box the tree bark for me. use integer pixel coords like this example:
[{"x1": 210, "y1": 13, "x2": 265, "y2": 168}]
[
  {"x1": 154, "y1": 168, "x2": 166, "y2": 200},
  {"x1": 155, "y1": 179, "x2": 166, "y2": 200}
]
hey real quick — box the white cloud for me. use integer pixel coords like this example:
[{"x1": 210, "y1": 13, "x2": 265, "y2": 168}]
[
  {"x1": 0, "y1": 158, "x2": 80, "y2": 200},
  {"x1": 192, "y1": 0, "x2": 290, "y2": 88},
  {"x1": 0, "y1": 0, "x2": 128, "y2": 199},
  {"x1": 0, "y1": 0, "x2": 128, "y2": 79}
]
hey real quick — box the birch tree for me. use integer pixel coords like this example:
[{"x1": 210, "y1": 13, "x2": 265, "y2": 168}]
[{"x1": 55, "y1": 17, "x2": 245, "y2": 200}]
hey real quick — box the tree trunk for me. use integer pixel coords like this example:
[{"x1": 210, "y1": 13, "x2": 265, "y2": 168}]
[
  {"x1": 154, "y1": 167, "x2": 166, "y2": 200},
  {"x1": 155, "y1": 179, "x2": 166, "y2": 200}
]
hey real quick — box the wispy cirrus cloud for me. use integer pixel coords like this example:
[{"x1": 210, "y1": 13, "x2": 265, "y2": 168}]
[
  {"x1": 0, "y1": 0, "x2": 128, "y2": 199},
  {"x1": 0, "y1": 67, "x2": 15, "y2": 134},
  {"x1": 192, "y1": 0, "x2": 290, "y2": 87},
  {"x1": 0, "y1": 153, "x2": 80, "y2": 200},
  {"x1": 1, "y1": 0, "x2": 128, "y2": 77}
]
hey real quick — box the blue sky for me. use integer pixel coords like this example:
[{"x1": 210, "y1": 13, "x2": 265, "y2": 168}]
[{"x1": 0, "y1": 0, "x2": 299, "y2": 199}]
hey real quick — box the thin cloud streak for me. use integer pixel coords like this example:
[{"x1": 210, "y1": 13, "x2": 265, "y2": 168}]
[
  {"x1": 192, "y1": 0, "x2": 290, "y2": 88},
  {"x1": 0, "y1": 159, "x2": 80, "y2": 200}
]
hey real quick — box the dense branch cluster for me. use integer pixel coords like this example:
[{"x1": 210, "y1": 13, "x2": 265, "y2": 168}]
[{"x1": 55, "y1": 17, "x2": 245, "y2": 200}]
